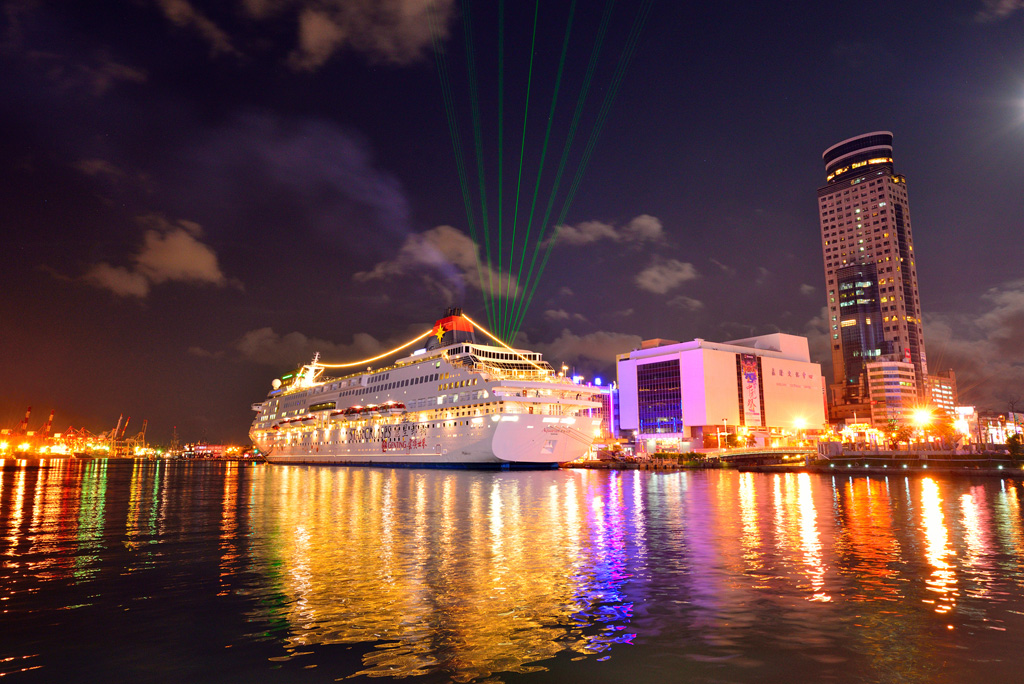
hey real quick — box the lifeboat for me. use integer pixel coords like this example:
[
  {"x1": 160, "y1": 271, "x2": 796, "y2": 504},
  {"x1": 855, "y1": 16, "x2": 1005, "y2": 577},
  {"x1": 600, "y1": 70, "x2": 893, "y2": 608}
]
[{"x1": 380, "y1": 402, "x2": 407, "y2": 416}]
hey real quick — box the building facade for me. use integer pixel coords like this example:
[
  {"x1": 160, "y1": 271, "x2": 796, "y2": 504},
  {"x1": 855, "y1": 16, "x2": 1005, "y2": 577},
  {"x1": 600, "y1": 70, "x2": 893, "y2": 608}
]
[
  {"x1": 818, "y1": 132, "x2": 928, "y2": 419},
  {"x1": 866, "y1": 360, "x2": 917, "y2": 427},
  {"x1": 925, "y1": 369, "x2": 958, "y2": 417},
  {"x1": 616, "y1": 333, "x2": 826, "y2": 451}
]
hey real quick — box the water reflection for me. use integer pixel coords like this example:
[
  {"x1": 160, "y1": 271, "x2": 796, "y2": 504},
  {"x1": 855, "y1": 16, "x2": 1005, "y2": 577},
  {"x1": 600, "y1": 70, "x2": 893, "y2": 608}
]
[
  {"x1": 920, "y1": 478, "x2": 958, "y2": 615},
  {"x1": 3, "y1": 463, "x2": 1024, "y2": 682},
  {"x1": 960, "y1": 487, "x2": 993, "y2": 600},
  {"x1": 836, "y1": 476, "x2": 901, "y2": 601},
  {"x1": 797, "y1": 473, "x2": 830, "y2": 602},
  {"x1": 247, "y1": 468, "x2": 641, "y2": 680}
]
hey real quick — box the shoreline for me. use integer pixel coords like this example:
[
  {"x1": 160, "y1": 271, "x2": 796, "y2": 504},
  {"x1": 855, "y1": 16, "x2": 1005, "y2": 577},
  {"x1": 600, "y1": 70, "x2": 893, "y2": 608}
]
[{"x1": 739, "y1": 463, "x2": 1024, "y2": 478}]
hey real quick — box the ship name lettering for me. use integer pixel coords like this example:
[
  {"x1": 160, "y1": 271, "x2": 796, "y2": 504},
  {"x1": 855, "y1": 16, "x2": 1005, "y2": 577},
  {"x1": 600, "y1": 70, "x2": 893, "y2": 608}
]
[{"x1": 381, "y1": 438, "x2": 427, "y2": 452}]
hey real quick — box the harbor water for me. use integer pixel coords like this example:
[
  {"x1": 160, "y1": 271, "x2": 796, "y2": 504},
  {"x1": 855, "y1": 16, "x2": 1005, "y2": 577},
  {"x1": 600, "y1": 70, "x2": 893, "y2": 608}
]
[{"x1": 3, "y1": 459, "x2": 1024, "y2": 683}]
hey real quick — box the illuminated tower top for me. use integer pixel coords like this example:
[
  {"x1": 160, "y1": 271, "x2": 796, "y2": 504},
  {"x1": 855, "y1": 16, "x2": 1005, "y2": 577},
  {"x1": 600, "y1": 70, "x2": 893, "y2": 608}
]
[{"x1": 822, "y1": 131, "x2": 894, "y2": 184}]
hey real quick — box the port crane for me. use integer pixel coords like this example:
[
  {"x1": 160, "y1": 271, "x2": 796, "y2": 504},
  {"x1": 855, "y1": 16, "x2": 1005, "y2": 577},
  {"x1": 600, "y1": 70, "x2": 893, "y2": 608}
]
[{"x1": 126, "y1": 419, "x2": 148, "y2": 455}]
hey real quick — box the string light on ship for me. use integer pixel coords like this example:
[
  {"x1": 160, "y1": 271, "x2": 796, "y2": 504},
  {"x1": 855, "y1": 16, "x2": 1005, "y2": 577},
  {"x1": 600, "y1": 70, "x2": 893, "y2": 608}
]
[
  {"x1": 316, "y1": 329, "x2": 433, "y2": 368},
  {"x1": 295, "y1": 312, "x2": 546, "y2": 376}
]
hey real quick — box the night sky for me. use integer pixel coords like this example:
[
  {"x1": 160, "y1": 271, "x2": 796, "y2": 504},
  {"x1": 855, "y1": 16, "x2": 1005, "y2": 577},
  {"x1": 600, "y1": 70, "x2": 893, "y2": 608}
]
[{"x1": 2, "y1": 0, "x2": 1022, "y2": 443}]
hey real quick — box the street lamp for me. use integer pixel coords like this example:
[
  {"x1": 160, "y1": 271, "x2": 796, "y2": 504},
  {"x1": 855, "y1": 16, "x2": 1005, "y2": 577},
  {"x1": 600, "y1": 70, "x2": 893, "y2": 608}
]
[{"x1": 723, "y1": 418, "x2": 728, "y2": 450}]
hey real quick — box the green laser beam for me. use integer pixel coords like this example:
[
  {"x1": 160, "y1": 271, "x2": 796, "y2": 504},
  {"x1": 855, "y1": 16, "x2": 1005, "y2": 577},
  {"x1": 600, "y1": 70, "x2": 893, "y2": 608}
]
[
  {"x1": 429, "y1": 3, "x2": 493, "y2": 330},
  {"x1": 462, "y1": 0, "x2": 498, "y2": 329},
  {"x1": 429, "y1": 0, "x2": 653, "y2": 340},
  {"x1": 511, "y1": 0, "x2": 654, "y2": 339},
  {"x1": 496, "y1": 0, "x2": 505, "y2": 337},
  {"x1": 512, "y1": 0, "x2": 654, "y2": 338},
  {"x1": 506, "y1": 0, "x2": 617, "y2": 335},
  {"x1": 501, "y1": 0, "x2": 541, "y2": 341},
  {"x1": 508, "y1": 0, "x2": 577, "y2": 339},
  {"x1": 510, "y1": 0, "x2": 654, "y2": 339}
]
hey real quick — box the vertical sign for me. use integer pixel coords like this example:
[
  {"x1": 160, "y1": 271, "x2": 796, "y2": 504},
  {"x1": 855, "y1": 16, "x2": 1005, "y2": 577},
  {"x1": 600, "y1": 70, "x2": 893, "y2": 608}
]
[{"x1": 740, "y1": 354, "x2": 763, "y2": 427}]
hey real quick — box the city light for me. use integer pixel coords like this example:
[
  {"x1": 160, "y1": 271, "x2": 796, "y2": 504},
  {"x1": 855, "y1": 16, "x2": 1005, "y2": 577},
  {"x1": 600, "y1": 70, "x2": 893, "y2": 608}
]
[{"x1": 912, "y1": 408, "x2": 933, "y2": 428}]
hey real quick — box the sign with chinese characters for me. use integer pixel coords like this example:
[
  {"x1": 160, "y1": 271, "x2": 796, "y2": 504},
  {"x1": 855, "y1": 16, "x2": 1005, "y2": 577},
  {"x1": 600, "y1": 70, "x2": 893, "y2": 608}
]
[{"x1": 740, "y1": 354, "x2": 763, "y2": 427}]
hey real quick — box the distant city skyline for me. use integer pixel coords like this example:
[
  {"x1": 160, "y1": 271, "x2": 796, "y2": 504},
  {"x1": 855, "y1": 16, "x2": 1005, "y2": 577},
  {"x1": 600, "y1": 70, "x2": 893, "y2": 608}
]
[{"x1": 1, "y1": 1, "x2": 1022, "y2": 442}]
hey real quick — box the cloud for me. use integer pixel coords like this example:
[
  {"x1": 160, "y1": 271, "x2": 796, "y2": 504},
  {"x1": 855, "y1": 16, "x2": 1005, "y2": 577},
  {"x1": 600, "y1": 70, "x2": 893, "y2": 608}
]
[
  {"x1": 83, "y1": 215, "x2": 237, "y2": 298},
  {"x1": 550, "y1": 214, "x2": 664, "y2": 247},
  {"x1": 668, "y1": 295, "x2": 704, "y2": 312},
  {"x1": 188, "y1": 346, "x2": 224, "y2": 359},
  {"x1": 544, "y1": 309, "x2": 588, "y2": 323},
  {"x1": 24, "y1": 50, "x2": 146, "y2": 95},
  {"x1": 84, "y1": 263, "x2": 151, "y2": 297},
  {"x1": 803, "y1": 306, "x2": 833, "y2": 367},
  {"x1": 74, "y1": 158, "x2": 132, "y2": 183},
  {"x1": 187, "y1": 113, "x2": 410, "y2": 243},
  {"x1": 976, "y1": 0, "x2": 1024, "y2": 21},
  {"x1": 354, "y1": 225, "x2": 517, "y2": 300},
  {"x1": 800, "y1": 283, "x2": 816, "y2": 296},
  {"x1": 924, "y1": 280, "x2": 1024, "y2": 409},
  {"x1": 532, "y1": 329, "x2": 643, "y2": 365},
  {"x1": 709, "y1": 258, "x2": 736, "y2": 276},
  {"x1": 755, "y1": 266, "x2": 771, "y2": 286},
  {"x1": 559, "y1": 287, "x2": 574, "y2": 297},
  {"x1": 75, "y1": 158, "x2": 124, "y2": 178},
  {"x1": 635, "y1": 259, "x2": 699, "y2": 294},
  {"x1": 290, "y1": 7, "x2": 347, "y2": 70},
  {"x1": 83, "y1": 53, "x2": 147, "y2": 94},
  {"x1": 152, "y1": 0, "x2": 237, "y2": 55},
  {"x1": 236, "y1": 327, "x2": 384, "y2": 367},
  {"x1": 150, "y1": 0, "x2": 456, "y2": 68},
  {"x1": 285, "y1": 0, "x2": 456, "y2": 69}
]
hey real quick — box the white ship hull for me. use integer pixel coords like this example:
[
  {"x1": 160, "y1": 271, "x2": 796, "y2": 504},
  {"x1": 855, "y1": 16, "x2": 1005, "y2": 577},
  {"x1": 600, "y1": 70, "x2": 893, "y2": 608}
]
[{"x1": 261, "y1": 412, "x2": 595, "y2": 468}]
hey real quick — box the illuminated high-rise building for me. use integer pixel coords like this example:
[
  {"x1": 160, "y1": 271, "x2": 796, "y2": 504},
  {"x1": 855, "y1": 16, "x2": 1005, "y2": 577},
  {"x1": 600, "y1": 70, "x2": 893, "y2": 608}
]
[
  {"x1": 925, "y1": 369, "x2": 958, "y2": 418},
  {"x1": 817, "y1": 132, "x2": 927, "y2": 421}
]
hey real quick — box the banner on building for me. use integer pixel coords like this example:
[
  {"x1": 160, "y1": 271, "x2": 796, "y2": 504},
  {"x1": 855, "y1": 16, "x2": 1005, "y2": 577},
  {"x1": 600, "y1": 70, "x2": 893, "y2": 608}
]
[{"x1": 740, "y1": 354, "x2": 763, "y2": 427}]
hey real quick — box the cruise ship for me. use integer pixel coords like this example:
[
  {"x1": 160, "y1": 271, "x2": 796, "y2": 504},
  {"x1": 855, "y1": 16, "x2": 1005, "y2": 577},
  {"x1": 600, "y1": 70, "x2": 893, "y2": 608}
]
[{"x1": 249, "y1": 308, "x2": 603, "y2": 468}]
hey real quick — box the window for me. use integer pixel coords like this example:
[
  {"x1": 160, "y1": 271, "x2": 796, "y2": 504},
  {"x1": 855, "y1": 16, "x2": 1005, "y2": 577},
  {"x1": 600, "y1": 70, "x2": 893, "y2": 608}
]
[{"x1": 637, "y1": 360, "x2": 682, "y2": 434}]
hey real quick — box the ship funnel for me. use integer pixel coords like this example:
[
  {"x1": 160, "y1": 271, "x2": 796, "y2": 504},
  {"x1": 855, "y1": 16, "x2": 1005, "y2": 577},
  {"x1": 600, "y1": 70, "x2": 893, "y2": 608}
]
[{"x1": 426, "y1": 308, "x2": 476, "y2": 350}]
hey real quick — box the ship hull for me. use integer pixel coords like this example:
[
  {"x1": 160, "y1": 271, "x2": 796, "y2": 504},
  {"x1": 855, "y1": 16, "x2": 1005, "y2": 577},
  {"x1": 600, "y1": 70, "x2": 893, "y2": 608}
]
[{"x1": 259, "y1": 413, "x2": 593, "y2": 469}]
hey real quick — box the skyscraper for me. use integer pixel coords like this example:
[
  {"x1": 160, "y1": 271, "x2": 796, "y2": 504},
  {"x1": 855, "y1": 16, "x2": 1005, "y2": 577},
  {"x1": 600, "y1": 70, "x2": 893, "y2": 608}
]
[{"x1": 817, "y1": 132, "x2": 927, "y2": 421}]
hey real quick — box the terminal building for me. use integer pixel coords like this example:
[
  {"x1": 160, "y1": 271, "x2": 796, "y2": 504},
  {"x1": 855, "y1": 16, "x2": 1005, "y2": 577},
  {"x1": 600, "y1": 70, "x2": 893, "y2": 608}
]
[{"x1": 616, "y1": 333, "x2": 826, "y2": 452}]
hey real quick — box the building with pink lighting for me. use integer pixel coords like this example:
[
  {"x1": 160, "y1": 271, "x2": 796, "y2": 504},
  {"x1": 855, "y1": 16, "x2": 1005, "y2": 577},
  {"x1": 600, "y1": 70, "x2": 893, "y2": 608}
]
[{"x1": 615, "y1": 333, "x2": 827, "y2": 451}]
